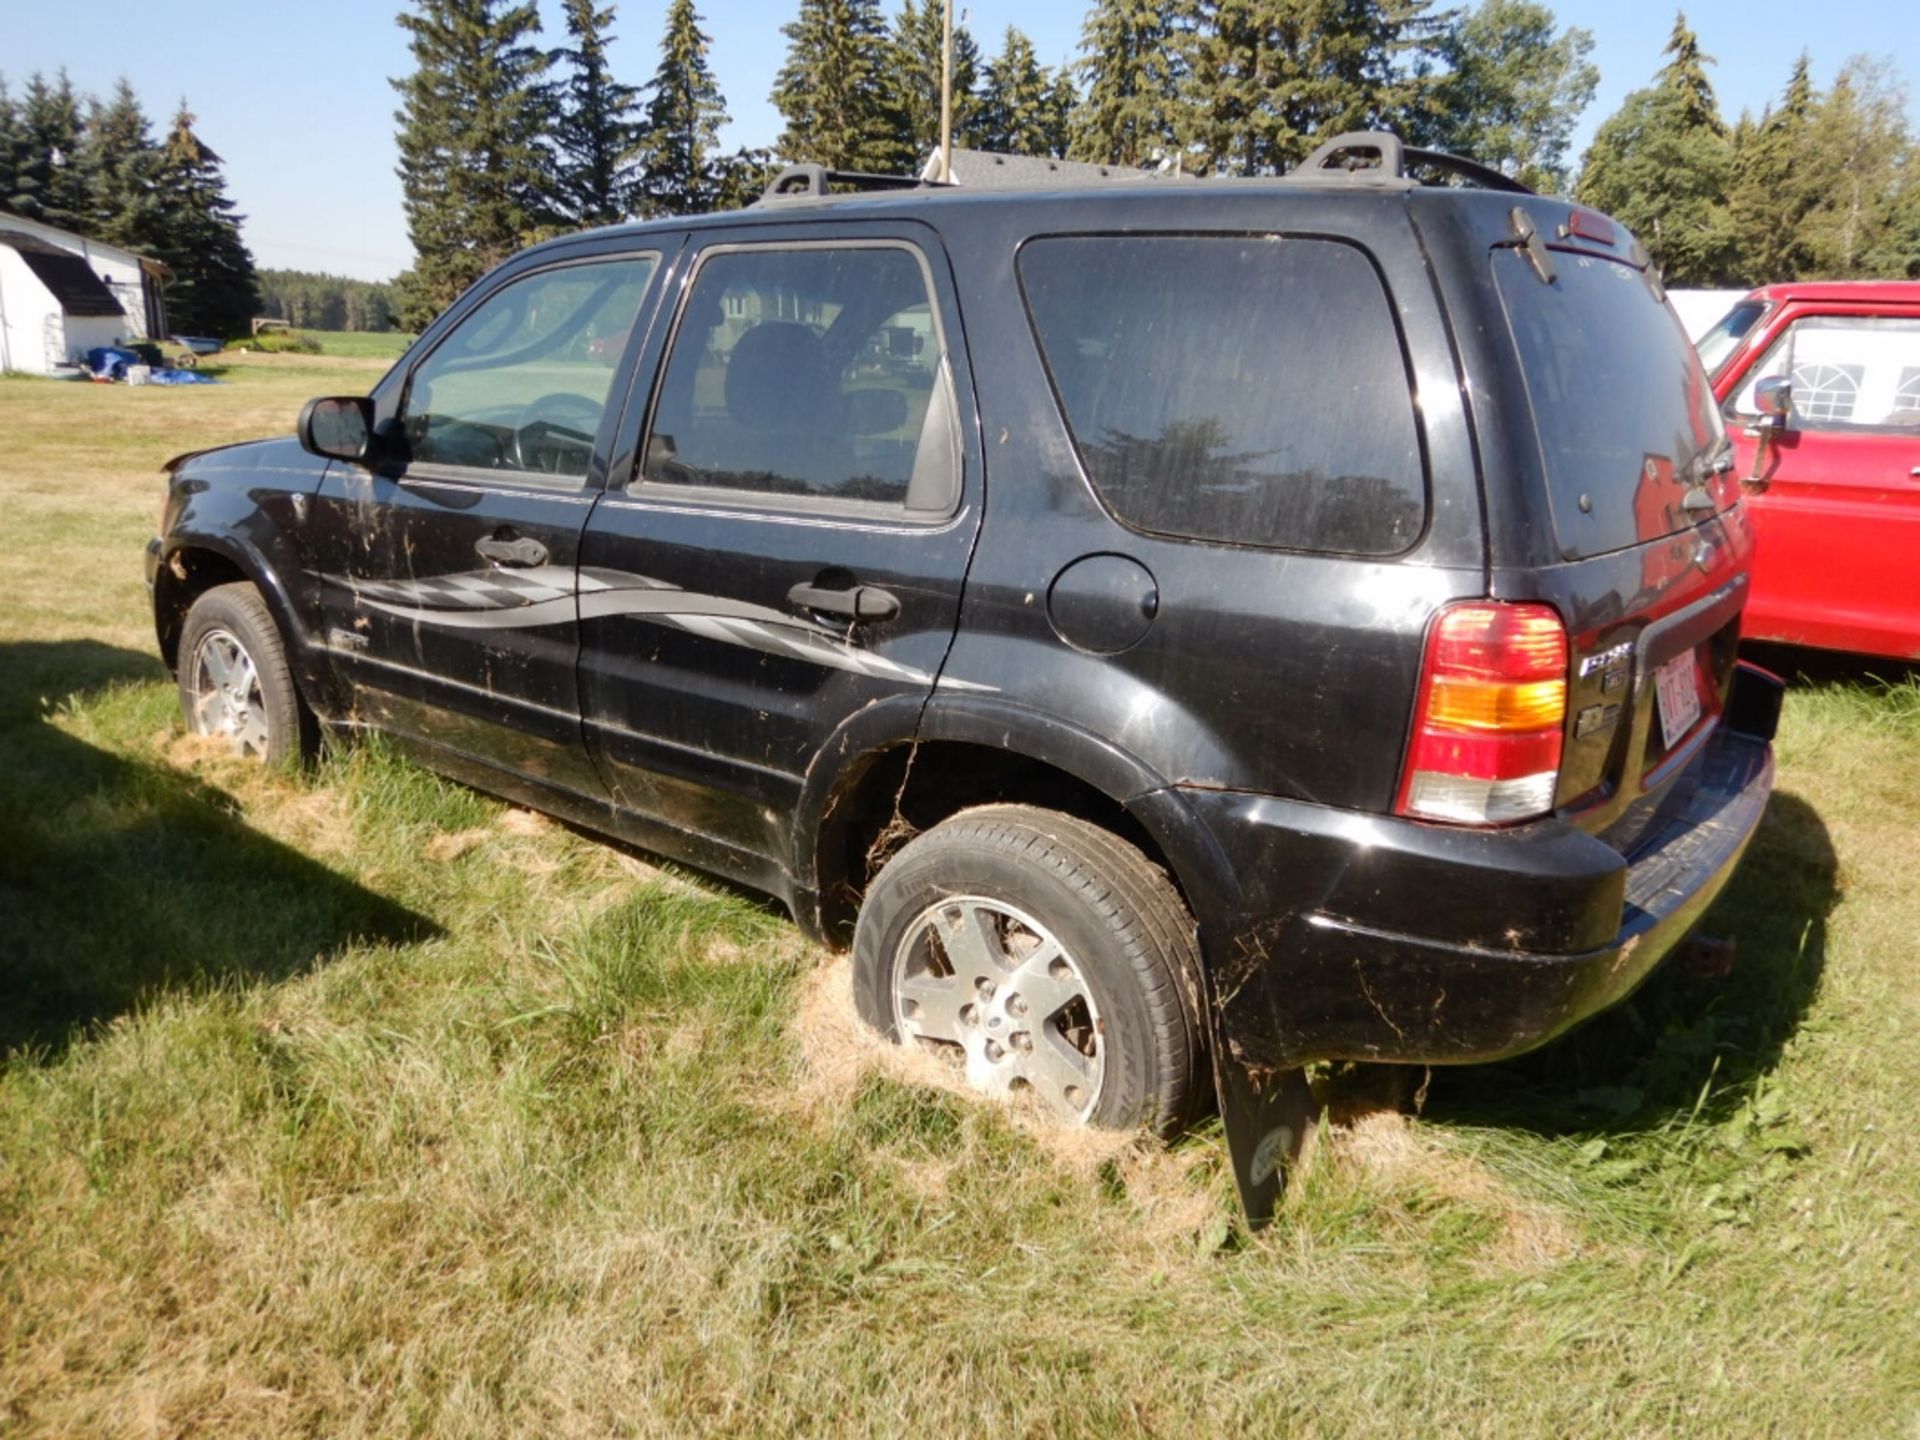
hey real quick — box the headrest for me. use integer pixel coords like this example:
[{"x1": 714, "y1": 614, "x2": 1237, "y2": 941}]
[{"x1": 725, "y1": 322, "x2": 834, "y2": 432}]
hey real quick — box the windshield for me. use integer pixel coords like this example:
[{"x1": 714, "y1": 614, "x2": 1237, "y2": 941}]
[
  {"x1": 1496, "y1": 249, "x2": 1730, "y2": 559},
  {"x1": 1695, "y1": 299, "x2": 1768, "y2": 379}
]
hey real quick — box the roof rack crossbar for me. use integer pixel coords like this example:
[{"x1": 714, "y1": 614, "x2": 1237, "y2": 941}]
[
  {"x1": 1293, "y1": 131, "x2": 1535, "y2": 196},
  {"x1": 759, "y1": 164, "x2": 940, "y2": 202}
]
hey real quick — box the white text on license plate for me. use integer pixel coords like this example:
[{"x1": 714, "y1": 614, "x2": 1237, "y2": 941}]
[{"x1": 1655, "y1": 650, "x2": 1702, "y2": 750}]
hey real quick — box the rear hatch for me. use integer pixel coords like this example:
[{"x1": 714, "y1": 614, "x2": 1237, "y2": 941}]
[{"x1": 1476, "y1": 198, "x2": 1750, "y2": 840}]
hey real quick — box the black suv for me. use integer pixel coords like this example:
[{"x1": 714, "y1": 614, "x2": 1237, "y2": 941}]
[{"x1": 149, "y1": 134, "x2": 1780, "y2": 1221}]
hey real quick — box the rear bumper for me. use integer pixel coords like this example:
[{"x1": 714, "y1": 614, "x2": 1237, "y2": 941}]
[{"x1": 1182, "y1": 702, "x2": 1777, "y2": 1069}]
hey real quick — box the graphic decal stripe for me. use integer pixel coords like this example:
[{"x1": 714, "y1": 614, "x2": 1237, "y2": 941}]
[{"x1": 322, "y1": 568, "x2": 995, "y2": 692}]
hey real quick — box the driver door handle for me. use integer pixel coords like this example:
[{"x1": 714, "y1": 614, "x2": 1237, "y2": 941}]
[
  {"x1": 788, "y1": 580, "x2": 900, "y2": 623},
  {"x1": 475, "y1": 533, "x2": 548, "y2": 568}
]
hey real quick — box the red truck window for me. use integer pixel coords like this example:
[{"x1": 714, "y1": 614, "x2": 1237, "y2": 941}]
[{"x1": 1726, "y1": 315, "x2": 1920, "y2": 432}]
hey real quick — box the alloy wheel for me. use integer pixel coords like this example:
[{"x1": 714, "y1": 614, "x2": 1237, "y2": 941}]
[
  {"x1": 891, "y1": 896, "x2": 1105, "y2": 1121},
  {"x1": 187, "y1": 627, "x2": 271, "y2": 759}
]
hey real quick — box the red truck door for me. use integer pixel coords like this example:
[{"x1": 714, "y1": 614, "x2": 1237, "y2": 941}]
[{"x1": 1721, "y1": 306, "x2": 1920, "y2": 656}]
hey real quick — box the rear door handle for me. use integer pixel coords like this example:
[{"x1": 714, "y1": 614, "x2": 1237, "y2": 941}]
[
  {"x1": 475, "y1": 534, "x2": 548, "y2": 568},
  {"x1": 788, "y1": 580, "x2": 900, "y2": 622}
]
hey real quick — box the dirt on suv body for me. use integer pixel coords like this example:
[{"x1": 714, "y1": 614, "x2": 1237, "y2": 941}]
[{"x1": 149, "y1": 136, "x2": 1780, "y2": 1221}]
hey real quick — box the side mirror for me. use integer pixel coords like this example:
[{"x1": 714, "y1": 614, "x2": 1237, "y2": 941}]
[
  {"x1": 1743, "y1": 376, "x2": 1795, "y2": 493},
  {"x1": 298, "y1": 395, "x2": 374, "y2": 462},
  {"x1": 1753, "y1": 376, "x2": 1794, "y2": 426}
]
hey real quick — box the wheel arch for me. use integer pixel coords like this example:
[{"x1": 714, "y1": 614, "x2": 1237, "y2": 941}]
[
  {"x1": 152, "y1": 532, "x2": 338, "y2": 717},
  {"x1": 153, "y1": 539, "x2": 251, "y2": 670},
  {"x1": 797, "y1": 696, "x2": 1241, "y2": 965}
]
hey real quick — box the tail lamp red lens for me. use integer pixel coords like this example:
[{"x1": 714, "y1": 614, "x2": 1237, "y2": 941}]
[{"x1": 1397, "y1": 602, "x2": 1569, "y2": 825}]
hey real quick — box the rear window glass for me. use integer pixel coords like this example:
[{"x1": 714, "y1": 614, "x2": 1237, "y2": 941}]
[
  {"x1": 1018, "y1": 236, "x2": 1426, "y2": 555},
  {"x1": 1496, "y1": 250, "x2": 1728, "y2": 559}
]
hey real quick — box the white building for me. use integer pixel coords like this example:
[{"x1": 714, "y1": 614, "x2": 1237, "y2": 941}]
[{"x1": 0, "y1": 211, "x2": 171, "y2": 375}]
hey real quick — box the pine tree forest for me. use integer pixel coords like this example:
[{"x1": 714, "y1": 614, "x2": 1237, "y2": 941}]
[
  {"x1": 0, "y1": 71, "x2": 259, "y2": 336},
  {"x1": 4, "y1": 3, "x2": 1915, "y2": 338}
]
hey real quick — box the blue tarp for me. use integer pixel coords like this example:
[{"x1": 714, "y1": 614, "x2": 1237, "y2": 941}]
[
  {"x1": 84, "y1": 346, "x2": 141, "y2": 379},
  {"x1": 83, "y1": 346, "x2": 217, "y2": 384}
]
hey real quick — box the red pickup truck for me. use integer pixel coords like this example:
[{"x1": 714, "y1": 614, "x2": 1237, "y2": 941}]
[{"x1": 1697, "y1": 282, "x2": 1920, "y2": 658}]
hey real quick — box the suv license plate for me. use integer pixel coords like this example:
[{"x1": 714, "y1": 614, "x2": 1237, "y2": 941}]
[{"x1": 1655, "y1": 651, "x2": 1702, "y2": 750}]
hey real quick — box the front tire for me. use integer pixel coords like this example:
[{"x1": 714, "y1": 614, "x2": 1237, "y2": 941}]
[
  {"x1": 852, "y1": 805, "x2": 1206, "y2": 1137},
  {"x1": 177, "y1": 582, "x2": 312, "y2": 768}
]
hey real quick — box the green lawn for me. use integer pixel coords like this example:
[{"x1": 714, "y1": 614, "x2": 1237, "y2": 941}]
[
  {"x1": 306, "y1": 328, "x2": 416, "y2": 360},
  {"x1": 2, "y1": 355, "x2": 1918, "y2": 1434},
  {"x1": 238, "y1": 328, "x2": 417, "y2": 361}
]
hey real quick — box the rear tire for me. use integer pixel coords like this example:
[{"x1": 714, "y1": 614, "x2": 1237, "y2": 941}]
[
  {"x1": 853, "y1": 804, "x2": 1206, "y2": 1137},
  {"x1": 177, "y1": 582, "x2": 314, "y2": 768}
]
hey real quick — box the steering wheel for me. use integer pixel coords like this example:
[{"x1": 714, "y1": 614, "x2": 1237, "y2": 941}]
[{"x1": 510, "y1": 392, "x2": 605, "y2": 473}]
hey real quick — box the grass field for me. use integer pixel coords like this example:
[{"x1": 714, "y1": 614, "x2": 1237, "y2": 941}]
[
  {"x1": 303, "y1": 329, "x2": 417, "y2": 361},
  {"x1": 3, "y1": 354, "x2": 1919, "y2": 1435},
  {"x1": 233, "y1": 329, "x2": 417, "y2": 361}
]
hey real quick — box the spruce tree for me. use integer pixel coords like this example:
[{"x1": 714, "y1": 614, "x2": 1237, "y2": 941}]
[
  {"x1": 886, "y1": 0, "x2": 982, "y2": 167},
  {"x1": 1727, "y1": 56, "x2": 1818, "y2": 282},
  {"x1": 392, "y1": 0, "x2": 559, "y2": 326},
  {"x1": 1174, "y1": 0, "x2": 1448, "y2": 177},
  {"x1": 1042, "y1": 68, "x2": 1078, "y2": 161},
  {"x1": 11, "y1": 71, "x2": 89, "y2": 228},
  {"x1": 1656, "y1": 13, "x2": 1723, "y2": 134},
  {"x1": 1575, "y1": 13, "x2": 1737, "y2": 285},
  {"x1": 772, "y1": 0, "x2": 898, "y2": 172},
  {"x1": 152, "y1": 105, "x2": 260, "y2": 337},
  {"x1": 636, "y1": 0, "x2": 729, "y2": 215},
  {"x1": 553, "y1": 0, "x2": 642, "y2": 226},
  {"x1": 1422, "y1": 0, "x2": 1599, "y2": 192},
  {"x1": 712, "y1": 146, "x2": 778, "y2": 211},
  {"x1": 979, "y1": 28, "x2": 1062, "y2": 157},
  {"x1": 1070, "y1": 0, "x2": 1183, "y2": 168},
  {"x1": 79, "y1": 80, "x2": 167, "y2": 254},
  {"x1": 1177, "y1": 0, "x2": 1271, "y2": 175},
  {"x1": 0, "y1": 80, "x2": 27, "y2": 210}
]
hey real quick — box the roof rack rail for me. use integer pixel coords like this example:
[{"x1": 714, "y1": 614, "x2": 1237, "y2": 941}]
[
  {"x1": 1290, "y1": 131, "x2": 1535, "y2": 196},
  {"x1": 758, "y1": 164, "x2": 939, "y2": 203}
]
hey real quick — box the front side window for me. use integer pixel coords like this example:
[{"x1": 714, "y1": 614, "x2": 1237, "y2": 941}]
[
  {"x1": 1727, "y1": 314, "x2": 1920, "y2": 432},
  {"x1": 403, "y1": 255, "x2": 658, "y2": 478},
  {"x1": 641, "y1": 245, "x2": 957, "y2": 510},
  {"x1": 1694, "y1": 299, "x2": 1767, "y2": 379},
  {"x1": 1018, "y1": 235, "x2": 1426, "y2": 555}
]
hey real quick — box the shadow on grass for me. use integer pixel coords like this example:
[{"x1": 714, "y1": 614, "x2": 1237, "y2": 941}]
[
  {"x1": 1741, "y1": 640, "x2": 1919, "y2": 689},
  {"x1": 1414, "y1": 787, "x2": 1838, "y2": 1137},
  {"x1": 0, "y1": 639, "x2": 436, "y2": 1062}
]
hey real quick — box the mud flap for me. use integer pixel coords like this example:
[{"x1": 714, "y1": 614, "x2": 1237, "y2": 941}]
[
  {"x1": 1726, "y1": 660, "x2": 1784, "y2": 743},
  {"x1": 1200, "y1": 923, "x2": 1322, "y2": 1226},
  {"x1": 1212, "y1": 1048, "x2": 1319, "y2": 1227}
]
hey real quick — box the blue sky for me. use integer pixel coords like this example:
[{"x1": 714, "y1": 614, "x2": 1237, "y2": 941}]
[{"x1": 6, "y1": 0, "x2": 1916, "y2": 281}]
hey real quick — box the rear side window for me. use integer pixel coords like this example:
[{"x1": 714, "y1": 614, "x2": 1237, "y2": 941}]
[
  {"x1": 641, "y1": 244, "x2": 959, "y2": 511},
  {"x1": 1018, "y1": 236, "x2": 1426, "y2": 555}
]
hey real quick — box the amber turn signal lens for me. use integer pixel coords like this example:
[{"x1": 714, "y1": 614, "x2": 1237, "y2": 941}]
[{"x1": 1425, "y1": 676, "x2": 1568, "y2": 732}]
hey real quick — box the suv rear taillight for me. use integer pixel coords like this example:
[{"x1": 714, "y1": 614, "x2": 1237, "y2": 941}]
[{"x1": 1396, "y1": 602, "x2": 1569, "y2": 826}]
